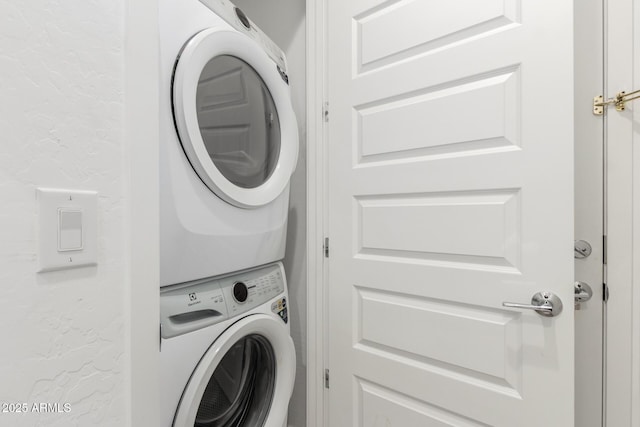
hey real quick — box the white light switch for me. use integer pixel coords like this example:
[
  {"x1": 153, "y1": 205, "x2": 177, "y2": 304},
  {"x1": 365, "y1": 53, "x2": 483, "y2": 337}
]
[
  {"x1": 38, "y1": 188, "x2": 97, "y2": 272},
  {"x1": 58, "y1": 209, "x2": 83, "y2": 251}
]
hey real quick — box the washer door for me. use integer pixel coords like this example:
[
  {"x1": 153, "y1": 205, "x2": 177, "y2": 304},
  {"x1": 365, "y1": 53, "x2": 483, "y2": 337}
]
[
  {"x1": 172, "y1": 28, "x2": 298, "y2": 208},
  {"x1": 173, "y1": 315, "x2": 296, "y2": 427}
]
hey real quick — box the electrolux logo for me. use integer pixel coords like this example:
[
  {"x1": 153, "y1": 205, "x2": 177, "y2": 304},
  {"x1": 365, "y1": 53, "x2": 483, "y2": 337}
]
[{"x1": 188, "y1": 292, "x2": 201, "y2": 307}]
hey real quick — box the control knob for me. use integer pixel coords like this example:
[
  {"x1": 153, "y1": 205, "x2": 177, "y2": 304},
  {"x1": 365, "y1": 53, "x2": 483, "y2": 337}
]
[
  {"x1": 232, "y1": 281, "x2": 249, "y2": 303},
  {"x1": 235, "y1": 7, "x2": 251, "y2": 30}
]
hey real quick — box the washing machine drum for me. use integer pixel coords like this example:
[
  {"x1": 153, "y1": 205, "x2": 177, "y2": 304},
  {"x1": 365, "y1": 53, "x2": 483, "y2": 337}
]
[
  {"x1": 173, "y1": 315, "x2": 296, "y2": 427},
  {"x1": 172, "y1": 28, "x2": 299, "y2": 209}
]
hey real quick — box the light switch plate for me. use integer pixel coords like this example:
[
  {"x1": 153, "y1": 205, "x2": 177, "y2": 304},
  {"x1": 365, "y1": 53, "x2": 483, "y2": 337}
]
[{"x1": 37, "y1": 188, "x2": 98, "y2": 272}]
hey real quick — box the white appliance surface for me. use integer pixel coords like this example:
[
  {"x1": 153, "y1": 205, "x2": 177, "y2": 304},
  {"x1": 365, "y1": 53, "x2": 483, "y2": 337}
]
[
  {"x1": 160, "y1": 262, "x2": 295, "y2": 427},
  {"x1": 160, "y1": 0, "x2": 298, "y2": 287}
]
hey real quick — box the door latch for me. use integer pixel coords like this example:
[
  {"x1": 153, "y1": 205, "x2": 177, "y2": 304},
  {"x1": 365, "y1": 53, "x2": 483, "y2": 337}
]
[
  {"x1": 593, "y1": 89, "x2": 640, "y2": 115},
  {"x1": 574, "y1": 281, "x2": 593, "y2": 310}
]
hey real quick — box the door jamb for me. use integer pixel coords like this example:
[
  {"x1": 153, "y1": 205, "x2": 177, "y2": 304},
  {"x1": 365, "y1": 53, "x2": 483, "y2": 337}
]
[
  {"x1": 306, "y1": 0, "x2": 327, "y2": 426},
  {"x1": 604, "y1": 0, "x2": 640, "y2": 423},
  {"x1": 127, "y1": 0, "x2": 160, "y2": 424}
]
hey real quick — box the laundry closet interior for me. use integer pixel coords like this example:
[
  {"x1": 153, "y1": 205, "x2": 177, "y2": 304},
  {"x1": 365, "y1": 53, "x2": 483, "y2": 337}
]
[
  {"x1": 2, "y1": 0, "x2": 640, "y2": 426},
  {"x1": 143, "y1": 0, "x2": 640, "y2": 425}
]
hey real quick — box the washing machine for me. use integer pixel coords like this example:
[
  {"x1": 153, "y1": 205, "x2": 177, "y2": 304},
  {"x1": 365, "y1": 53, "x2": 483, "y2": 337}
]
[
  {"x1": 160, "y1": 0, "x2": 299, "y2": 287},
  {"x1": 160, "y1": 262, "x2": 296, "y2": 427}
]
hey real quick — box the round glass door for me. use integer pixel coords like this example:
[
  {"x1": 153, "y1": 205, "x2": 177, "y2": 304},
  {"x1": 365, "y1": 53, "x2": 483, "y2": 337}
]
[
  {"x1": 194, "y1": 334, "x2": 275, "y2": 426},
  {"x1": 195, "y1": 56, "x2": 281, "y2": 190},
  {"x1": 172, "y1": 29, "x2": 299, "y2": 208},
  {"x1": 173, "y1": 314, "x2": 296, "y2": 427}
]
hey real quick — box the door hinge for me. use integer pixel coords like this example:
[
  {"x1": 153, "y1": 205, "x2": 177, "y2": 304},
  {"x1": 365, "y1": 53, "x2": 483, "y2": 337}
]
[
  {"x1": 602, "y1": 236, "x2": 608, "y2": 302},
  {"x1": 159, "y1": 323, "x2": 163, "y2": 351},
  {"x1": 323, "y1": 237, "x2": 329, "y2": 258},
  {"x1": 323, "y1": 102, "x2": 329, "y2": 122},
  {"x1": 324, "y1": 369, "x2": 330, "y2": 389}
]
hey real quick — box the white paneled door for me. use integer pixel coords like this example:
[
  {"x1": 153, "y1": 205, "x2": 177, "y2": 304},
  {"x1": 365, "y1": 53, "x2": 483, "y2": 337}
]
[{"x1": 326, "y1": 1, "x2": 575, "y2": 426}]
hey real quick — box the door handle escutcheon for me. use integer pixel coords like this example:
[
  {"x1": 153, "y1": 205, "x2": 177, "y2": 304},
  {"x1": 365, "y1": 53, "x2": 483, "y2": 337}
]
[{"x1": 503, "y1": 292, "x2": 563, "y2": 317}]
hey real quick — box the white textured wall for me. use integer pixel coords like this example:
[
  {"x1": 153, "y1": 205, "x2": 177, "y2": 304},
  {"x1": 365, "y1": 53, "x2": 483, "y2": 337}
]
[
  {"x1": 230, "y1": 1, "x2": 307, "y2": 425},
  {"x1": 0, "y1": 1, "x2": 128, "y2": 426}
]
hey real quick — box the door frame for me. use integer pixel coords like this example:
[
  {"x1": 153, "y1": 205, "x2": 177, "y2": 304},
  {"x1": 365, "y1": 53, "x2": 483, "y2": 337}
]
[
  {"x1": 604, "y1": 0, "x2": 640, "y2": 424},
  {"x1": 127, "y1": 0, "x2": 160, "y2": 425},
  {"x1": 574, "y1": 0, "x2": 605, "y2": 424},
  {"x1": 305, "y1": 1, "x2": 639, "y2": 426},
  {"x1": 305, "y1": 0, "x2": 327, "y2": 425}
]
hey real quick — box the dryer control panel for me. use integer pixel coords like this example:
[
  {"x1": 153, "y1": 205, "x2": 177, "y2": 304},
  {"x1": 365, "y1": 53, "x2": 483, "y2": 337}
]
[
  {"x1": 198, "y1": 0, "x2": 288, "y2": 73},
  {"x1": 160, "y1": 262, "x2": 286, "y2": 339}
]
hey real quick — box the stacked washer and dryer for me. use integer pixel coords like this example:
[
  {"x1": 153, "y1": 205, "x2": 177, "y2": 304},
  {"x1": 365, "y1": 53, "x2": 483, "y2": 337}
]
[{"x1": 159, "y1": 0, "x2": 298, "y2": 426}]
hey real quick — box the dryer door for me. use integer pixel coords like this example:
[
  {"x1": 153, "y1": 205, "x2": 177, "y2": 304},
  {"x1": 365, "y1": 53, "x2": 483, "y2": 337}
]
[
  {"x1": 173, "y1": 314, "x2": 296, "y2": 427},
  {"x1": 172, "y1": 28, "x2": 298, "y2": 209}
]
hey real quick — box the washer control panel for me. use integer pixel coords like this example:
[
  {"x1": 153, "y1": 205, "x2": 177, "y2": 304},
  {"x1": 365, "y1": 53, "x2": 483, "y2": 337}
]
[
  {"x1": 160, "y1": 262, "x2": 286, "y2": 338},
  {"x1": 220, "y1": 263, "x2": 285, "y2": 317}
]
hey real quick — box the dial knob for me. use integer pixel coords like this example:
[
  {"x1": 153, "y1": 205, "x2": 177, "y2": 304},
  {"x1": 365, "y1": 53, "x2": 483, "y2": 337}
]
[
  {"x1": 232, "y1": 281, "x2": 248, "y2": 303},
  {"x1": 235, "y1": 7, "x2": 251, "y2": 30}
]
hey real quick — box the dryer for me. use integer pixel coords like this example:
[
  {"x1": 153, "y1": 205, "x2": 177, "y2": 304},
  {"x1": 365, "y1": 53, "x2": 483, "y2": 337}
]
[
  {"x1": 160, "y1": 0, "x2": 299, "y2": 286},
  {"x1": 160, "y1": 262, "x2": 296, "y2": 427}
]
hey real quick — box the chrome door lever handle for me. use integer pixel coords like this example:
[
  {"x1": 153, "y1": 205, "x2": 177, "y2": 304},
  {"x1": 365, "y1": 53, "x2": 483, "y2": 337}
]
[
  {"x1": 502, "y1": 301, "x2": 553, "y2": 313},
  {"x1": 503, "y1": 292, "x2": 563, "y2": 317}
]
